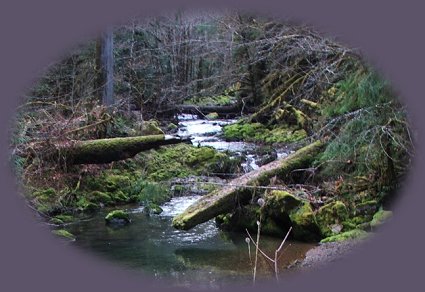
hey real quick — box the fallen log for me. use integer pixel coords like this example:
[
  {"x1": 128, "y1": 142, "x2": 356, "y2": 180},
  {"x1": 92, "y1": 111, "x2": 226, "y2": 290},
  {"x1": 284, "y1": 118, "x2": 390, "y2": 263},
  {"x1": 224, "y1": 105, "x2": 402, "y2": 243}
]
[
  {"x1": 172, "y1": 140, "x2": 324, "y2": 230},
  {"x1": 58, "y1": 134, "x2": 190, "y2": 165}
]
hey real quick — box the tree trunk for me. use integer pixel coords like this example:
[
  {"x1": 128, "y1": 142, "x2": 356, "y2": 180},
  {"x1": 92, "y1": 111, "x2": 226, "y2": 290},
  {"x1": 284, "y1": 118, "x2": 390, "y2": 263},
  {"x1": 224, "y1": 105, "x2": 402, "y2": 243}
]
[
  {"x1": 57, "y1": 135, "x2": 190, "y2": 165},
  {"x1": 172, "y1": 140, "x2": 324, "y2": 230},
  {"x1": 96, "y1": 28, "x2": 114, "y2": 106}
]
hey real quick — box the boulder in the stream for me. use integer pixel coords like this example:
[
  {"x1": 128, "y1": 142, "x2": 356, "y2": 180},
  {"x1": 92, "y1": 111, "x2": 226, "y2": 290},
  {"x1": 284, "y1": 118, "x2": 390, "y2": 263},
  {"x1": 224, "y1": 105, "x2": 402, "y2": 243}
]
[
  {"x1": 105, "y1": 210, "x2": 131, "y2": 225},
  {"x1": 216, "y1": 190, "x2": 322, "y2": 241}
]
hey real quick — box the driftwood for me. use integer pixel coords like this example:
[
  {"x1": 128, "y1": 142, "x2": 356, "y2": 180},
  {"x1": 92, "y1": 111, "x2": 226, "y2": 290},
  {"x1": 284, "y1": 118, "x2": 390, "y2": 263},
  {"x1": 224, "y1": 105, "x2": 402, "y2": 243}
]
[
  {"x1": 57, "y1": 134, "x2": 190, "y2": 165},
  {"x1": 172, "y1": 140, "x2": 324, "y2": 230}
]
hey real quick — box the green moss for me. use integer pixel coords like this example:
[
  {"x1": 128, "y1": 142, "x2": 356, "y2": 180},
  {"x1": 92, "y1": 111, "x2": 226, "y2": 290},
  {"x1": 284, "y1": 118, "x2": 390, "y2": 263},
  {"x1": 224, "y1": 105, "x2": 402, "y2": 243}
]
[
  {"x1": 54, "y1": 214, "x2": 74, "y2": 223},
  {"x1": 88, "y1": 191, "x2": 113, "y2": 204},
  {"x1": 223, "y1": 121, "x2": 306, "y2": 144},
  {"x1": 265, "y1": 191, "x2": 302, "y2": 213},
  {"x1": 52, "y1": 229, "x2": 76, "y2": 240},
  {"x1": 110, "y1": 190, "x2": 130, "y2": 203},
  {"x1": 76, "y1": 197, "x2": 99, "y2": 212},
  {"x1": 185, "y1": 94, "x2": 234, "y2": 106},
  {"x1": 167, "y1": 123, "x2": 178, "y2": 130},
  {"x1": 316, "y1": 201, "x2": 349, "y2": 237},
  {"x1": 145, "y1": 203, "x2": 163, "y2": 215},
  {"x1": 50, "y1": 214, "x2": 75, "y2": 225},
  {"x1": 320, "y1": 229, "x2": 369, "y2": 243},
  {"x1": 104, "y1": 174, "x2": 132, "y2": 191},
  {"x1": 370, "y1": 210, "x2": 392, "y2": 228},
  {"x1": 49, "y1": 218, "x2": 64, "y2": 225},
  {"x1": 288, "y1": 202, "x2": 321, "y2": 241},
  {"x1": 105, "y1": 210, "x2": 131, "y2": 224},
  {"x1": 264, "y1": 191, "x2": 320, "y2": 241},
  {"x1": 32, "y1": 188, "x2": 56, "y2": 198},
  {"x1": 206, "y1": 112, "x2": 219, "y2": 120},
  {"x1": 139, "y1": 120, "x2": 164, "y2": 135},
  {"x1": 138, "y1": 144, "x2": 235, "y2": 181}
]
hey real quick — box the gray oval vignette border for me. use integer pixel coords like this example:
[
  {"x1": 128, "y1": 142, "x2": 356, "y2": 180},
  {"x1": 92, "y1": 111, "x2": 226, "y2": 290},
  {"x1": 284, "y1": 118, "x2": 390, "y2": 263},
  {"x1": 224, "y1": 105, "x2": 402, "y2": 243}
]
[{"x1": 0, "y1": 1, "x2": 424, "y2": 292}]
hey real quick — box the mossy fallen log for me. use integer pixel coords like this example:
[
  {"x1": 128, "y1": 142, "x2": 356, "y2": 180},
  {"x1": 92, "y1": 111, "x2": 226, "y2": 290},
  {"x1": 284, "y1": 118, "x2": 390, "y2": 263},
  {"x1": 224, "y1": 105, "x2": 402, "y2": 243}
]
[
  {"x1": 59, "y1": 135, "x2": 190, "y2": 165},
  {"x1": 172, "y1": 140, "x2": 324, "y2": 230}
]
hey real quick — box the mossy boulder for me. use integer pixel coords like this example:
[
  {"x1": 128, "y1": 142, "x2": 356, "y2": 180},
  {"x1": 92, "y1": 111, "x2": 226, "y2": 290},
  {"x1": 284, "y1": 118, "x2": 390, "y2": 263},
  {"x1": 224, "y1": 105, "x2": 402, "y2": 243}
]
[
  {"x1": 370, "y1": 210, "x2": 392, "y2": 229},
  {"x1": 139, "y1": 120, "x2": 164, "y2": 135},
  {"x1": 264, "y1": 191, "x2": 321, "y2": 241},
  {"x1": 206, "y1": 112, "x2": 220, "y2": 120},
  {"x1": 316, "y1": 201, "x2": 349, "y2": 237},
  {"x1": 320, "y1": 229, "x2": 369, "y2": 243},
  {"x1": 105, "y1": 210, "x2": 131, "y2": 225},
  {"x1": 52, "y1": 229, "x2": 76, "y2": 241}
]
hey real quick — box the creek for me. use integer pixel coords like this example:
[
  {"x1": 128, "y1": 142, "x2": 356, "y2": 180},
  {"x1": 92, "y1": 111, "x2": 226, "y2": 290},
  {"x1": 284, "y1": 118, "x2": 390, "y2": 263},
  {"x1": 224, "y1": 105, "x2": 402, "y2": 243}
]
[{"x1": 65, "y1": 114, "x2": 316, "y2": 289}]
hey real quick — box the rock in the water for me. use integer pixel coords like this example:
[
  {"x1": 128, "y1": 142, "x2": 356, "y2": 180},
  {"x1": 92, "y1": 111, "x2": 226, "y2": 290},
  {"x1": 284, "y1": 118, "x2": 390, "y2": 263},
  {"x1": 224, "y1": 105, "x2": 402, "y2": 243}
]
[{"x1": 105, "y1": 210, "x2": 131, "y2": 225}]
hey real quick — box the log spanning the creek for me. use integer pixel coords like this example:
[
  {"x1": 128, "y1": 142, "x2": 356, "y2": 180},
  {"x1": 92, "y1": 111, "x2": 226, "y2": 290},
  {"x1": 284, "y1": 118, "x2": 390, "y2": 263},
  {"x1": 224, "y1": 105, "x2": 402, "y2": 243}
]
[
  {"x1": 58, "y1": 134, "x2": 190, "y2": 165},
  {"x1": 172, "y1": 140, "x2": 324, "y2": 230}
]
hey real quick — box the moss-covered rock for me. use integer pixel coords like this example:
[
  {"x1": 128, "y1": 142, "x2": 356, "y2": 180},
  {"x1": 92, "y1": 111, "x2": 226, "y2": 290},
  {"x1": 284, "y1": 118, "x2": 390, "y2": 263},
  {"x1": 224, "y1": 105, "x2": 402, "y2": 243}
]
[
  {"x1": 206, "y1": 112, "x2": 219, "y2": 120},
  {"x1": 138, "y1": 120, "x2": 164, "y2": 135},
  {"x1": 370, "y1": 210, "x2": 392, "y2": 229},
  {"x1": 320, "y1": 229, "x2": 369, "y2": 243},
  {"x1": 105, "y1": 209, "x2": 131, "y2": 225},
  {"x1": 52, "y1": 229, "x2": 76, "y2": 240},
  {"x1": 265, "y1": 191, "x2": 320, "y2": 241},
  {"x1": 316, "y1": 201, "x2": 349, "y2": 237}
]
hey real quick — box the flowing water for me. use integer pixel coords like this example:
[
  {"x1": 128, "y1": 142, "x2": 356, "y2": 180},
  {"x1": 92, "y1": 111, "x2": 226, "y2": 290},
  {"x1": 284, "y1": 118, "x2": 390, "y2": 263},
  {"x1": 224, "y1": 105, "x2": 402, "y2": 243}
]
[
  {"x1": 65, "y1": 114, "x2": 314, "y2": 289},
  {"x1": 176, "y1": 114, "x2": 290, "y2": 172},
  {"x1": 67, "y1": 198, "x2": 315, "y2": 290}
]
